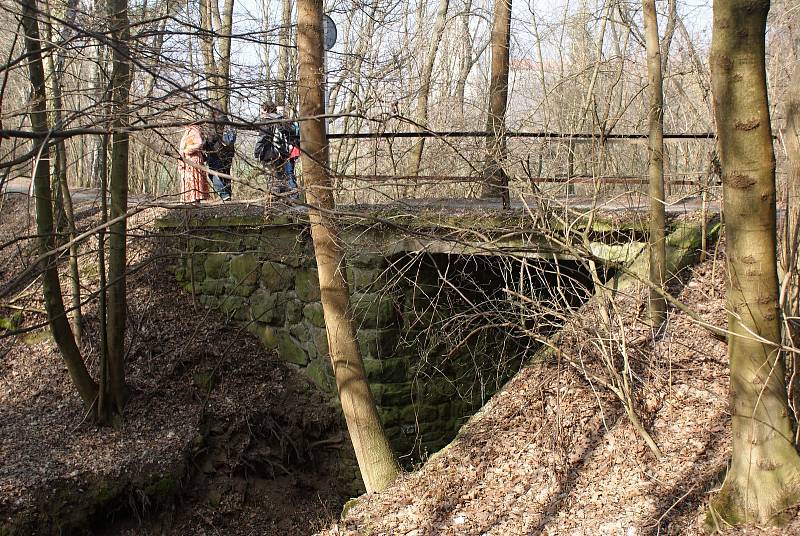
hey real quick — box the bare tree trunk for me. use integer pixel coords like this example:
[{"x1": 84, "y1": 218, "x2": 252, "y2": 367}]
[
  {"x1": 480, "y1": 0, "x2": 511, "y2": 208},
  {"x1": 218, "y1": 0, "x2": 235, "y2": 111},
  {"x1": 199, "y1": 0, "x2": 219, "y2": 103},
  {"x1": 783, "y1": 43, "x2": 800, "y2": 441},
  {"x1": 19, "y1": 0, "x2": 97, "y2": 407},
  {"x1": 97, "y1": 133, "x2": 111, "y2": 421},
  {"x1": 708, "y1": 0, "x2": 800, "y2": 525},
  {"x1": 405, "y1": 0, "x2": 449, "y2": 177},
  {"x1": 643, "y1": 0, "x2": 665, "y2": 327},
  {"x1": 276, "y1": 0, "x2": 292, "y2": 107},
  {"x1": 105, "y1": 0, "x2": 132, "y2": 415},
  {"x1": 297, "y1": 0, "x2": 399, "y2": 493},
  {"x1": 46, "y1": 0, "x2": 84, "y2": 342}
]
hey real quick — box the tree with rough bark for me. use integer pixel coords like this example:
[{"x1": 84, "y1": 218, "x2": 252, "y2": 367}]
[
  {"x1": 481, "y1": 0, "x2": 511, "y2": 207},
  {"x1": 296, "y1": 0, "x2": 400, "y2": 493},
  {"x1": 642, "y1": 0, "x2": 665, "y2": 327},
  {"x1": 708, "y1": 0, "x2": 800, "y2": 526},
  {"x1": 101, "y1": 0, "x2": 132, "y2": 420}
]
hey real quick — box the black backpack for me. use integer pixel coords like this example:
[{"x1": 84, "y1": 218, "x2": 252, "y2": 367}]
[{"x1": 255, "y1": 125, "x2": 290, "y2": 163}]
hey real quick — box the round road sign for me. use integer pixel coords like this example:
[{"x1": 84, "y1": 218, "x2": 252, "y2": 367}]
[{"x1": 323, "y1": 14, "x2": 337, "y2": 51}]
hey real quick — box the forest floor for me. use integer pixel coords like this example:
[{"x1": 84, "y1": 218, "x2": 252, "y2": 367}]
[
  {"x1": 5, "y1": 189, "x2": 800, "y2": 535},
  {"x1": 318, "y1": 242, "x2": 800, "y2": 536},
  {"x1": 0, "y1": 193, "x2": 350, "y2": 535}
]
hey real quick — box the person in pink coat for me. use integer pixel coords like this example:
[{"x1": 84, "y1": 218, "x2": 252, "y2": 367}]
[{"x1": 178, "y1": 123, "x2": 210, "y2": 203}]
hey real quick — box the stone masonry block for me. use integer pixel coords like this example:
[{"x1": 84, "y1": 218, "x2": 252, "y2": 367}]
[
  {"x1": 309, "y1": 326, "x2": 329, "y2": 357},
  {"x1": 219, "y1": 296, "x2": 246, "y2": 317},
  {"x1": 356, "y1": 329, "x2": 400, "y2": 360},
  {"x1": 289, "y1": 322, "x2": 310, "y2": 342},
  {"x1": 201, "y1": 279, "x2": 226, "y2": 296},
  {"x1": 295, "y1": 270, "x2": 321, "y2": 302},
  {"x1": 277, "y1": 332, "x2": 308, "y2": 366},
  {"x1": 204, "y1": 253, "x2": 229, "y2": 279},
  {"x1": 230, "y1": 253, "x2": 258, "y2": 285},
  {"x1": 302, "y1": 302, "x2": 326, "y2": 328},
  {"x1": 362, "y1": 358, "x2": 408, "y2": 384},
  {"x1": 261, "y1": 261, "x2": 296, "y2": 291},
  {"x1": 286, "y1": 299, "x2": 303, "y2": 324},
  {"x1": 306, "y1": 357, "x2": 336, "y2": 393},
  {"x1": 346, "y1": 266, "x2": 390, "y2": 292},
  {"x1": 349, "y1": 253, "x2": 387, "y2": 270},
  {"x1": 350, "y1": 293, "x2": 397, "y2": 329},
  {"x1": 250, "y1": 289, "x2": 279, "y2": 324}
]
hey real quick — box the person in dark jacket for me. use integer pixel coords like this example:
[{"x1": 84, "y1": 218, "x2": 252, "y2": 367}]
[
  {"x1": 255, "y1": 101, "x2": 296, "y2": 199},
  {"x1": 203, "y1": 106, "x2": 236, "y2": 201}
]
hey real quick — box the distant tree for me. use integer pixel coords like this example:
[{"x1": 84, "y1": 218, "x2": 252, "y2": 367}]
[
  {"x1": 405, "y1": 0, "x2": 450, "y2": 177},
  {"x1": 642, "y1": 0, "x2": 665, "y2": 327},
  {"x1": 296, "y1": 0, "x2": 400, "y2": 492},
  {"x1": 199, "y1": 0, "x2": 235, "y2": 111},
  {"x1": 709, "y1": 0, "x2": 800, "y2": 525}
]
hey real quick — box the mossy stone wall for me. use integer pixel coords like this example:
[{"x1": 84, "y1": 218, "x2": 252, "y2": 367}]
[{"x1": 172, "y1": 224, "x2": 490, "y2": 459}]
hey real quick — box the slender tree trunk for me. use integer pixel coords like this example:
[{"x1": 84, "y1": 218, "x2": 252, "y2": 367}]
[
  {"x1": 276, "y1": 0, "x2": 291, "y2": 107},
  {"x1": 48, "y1": 0, "x2": 83, "y2": 342},
  {"x1": 218, "y1": 0, "x2": 234, "y2": 111},
  {"x1": 405, "y1": 0, "x2": 450, "y2": 176},
  {"x1": 105, "y1": 0, "x2": 132, "y2": 414},
  {"x1": 19, "y1": 0, "x2": 97, "y2": 407},
  {"x1": 97, "y1": 133, "x2": 111, "y2": 422},
  {"x1": 709, "y1": 0, "x2": 800, "y2": 525},
  {"x1": 480, "y1": 0, "x2": 511, "y2": 208},
  {"x1": 198, "y1": 0, "x2": 219, "y2": 103},
  {"x1": 783, "y1": 43, "x2": 800, "y2": 440},
  {"x1": 297, "y1": 0, "x2": 399, "y2": 493},
  {"x1": 643, "y1": 0, "x2": 665, "y2": 327}
]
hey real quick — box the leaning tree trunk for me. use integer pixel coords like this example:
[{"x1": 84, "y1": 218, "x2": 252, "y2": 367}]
[
  {"x1": 709, "y1": 0, "x2": 800, "y2": 526},
  {"x1": 480, "y1": 0, "x2": 511, "y2": 207},
  {"x1": 19, "y1": 0, "x2": 97, "y2": 407},
  {"x1": 642, "y1": 0, "x2": 665, "y2": 327},
  {"x1": 105, "y1": 0, "x2": 132, "y2": 416},
  {"x1": 297, "y1": 0, "x2": 399, "y2": 493}
]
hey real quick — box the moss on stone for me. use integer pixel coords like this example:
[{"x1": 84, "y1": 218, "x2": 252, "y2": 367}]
[
  {"x1": 306, "y1": 357, "x2": 336, "y2": 393},
  {"x1": 350, "y1": 293, "x2": 397, "y2": 329},
  {"x1": 286, "y1": 299, "x2": 304, "y2": 324},
  {"x1": 277, "y1": 332, "x2": 308, "y2": 365},
  {"x1": 303, "y1": 302, "x2": 326, "y2": 328},
  {"x1": 0, "y1": 312, "x2": 22, "y2": 331},
  {"x1": 310, "y1": 326, "x2": 329, "y2": 357},
  {"x1": 295, "y1": 269, "x2": 321, "y2": 302},
  {"x1": 261, "y1": 261, "x2": 296, "y2": 291},
  {"x1": 356, "y1": 328, "x2": 400, "y2": 360},
  {"x1": 201, "y1": 279, "x2": 226, "y2": 296},
  {"x1": 289, "y1": 322, "x2": 310, "y2": 342},
  {"x1": 230, "y1": 254, "x2": 258, "y2": 285},
  {"x1": 203, "y1": 253, "x2": 229, "y2": 279},
  {"x1": 219, "y1": 296, "x2": 246, "y2": 317},
  {"x1": 250, "y1": 290, "x2": 279, "y2": 324},
  {"x1": 346, "y1": 266, "x2": 389, "y2": 291}
]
